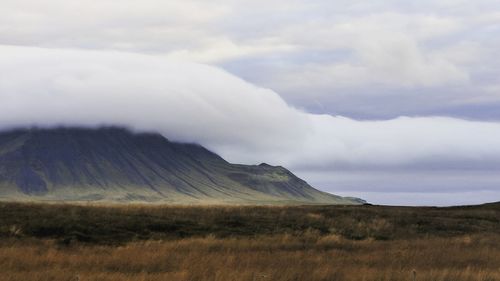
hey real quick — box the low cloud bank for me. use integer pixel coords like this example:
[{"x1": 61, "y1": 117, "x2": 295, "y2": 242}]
[{"x1": 1, "y1": 46, "x2": 500, "y2": 201}]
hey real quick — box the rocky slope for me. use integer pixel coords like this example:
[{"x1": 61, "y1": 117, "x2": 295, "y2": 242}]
[{"x1": 0, "y1": 127, "x2": 363, "y2": 204}]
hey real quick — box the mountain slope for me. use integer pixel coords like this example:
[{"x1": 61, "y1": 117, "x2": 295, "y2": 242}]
[{"x1": 0, "y1": 127, "x2": 363, "y2": 204}]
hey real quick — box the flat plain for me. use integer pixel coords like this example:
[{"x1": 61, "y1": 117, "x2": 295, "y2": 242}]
[{"x1": 0, "y1": 202, "x2": 499, "y2": 281}]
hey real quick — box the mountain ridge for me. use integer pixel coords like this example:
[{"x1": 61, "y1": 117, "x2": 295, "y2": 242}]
[{"x1": 0, "y1": 127, "x2": 364, "y2": 205}]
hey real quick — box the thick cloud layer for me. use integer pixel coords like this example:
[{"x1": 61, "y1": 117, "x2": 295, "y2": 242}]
[
  {"x1": 1, "y1": 45, "x2": 500, "y2": 205},
  {"x1": 0, "y1": 46, "x2": 308, "y2": 151},
  {"x1": 2, "y1": 0, "x2": 499, "y2": 120}
]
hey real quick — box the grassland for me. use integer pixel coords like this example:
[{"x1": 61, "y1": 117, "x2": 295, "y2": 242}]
[{"x1": 0, "y1": 202, "x2": 499, "y2": 281}]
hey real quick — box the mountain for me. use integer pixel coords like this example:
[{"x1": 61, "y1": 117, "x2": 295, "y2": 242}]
[{"x1": 0, "y1": 127, "x2": 363, "y2": 204}]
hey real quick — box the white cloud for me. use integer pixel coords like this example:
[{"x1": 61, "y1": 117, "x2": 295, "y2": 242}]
[
  {"x1": 164, "y1": 38, "x2": 297, "y2": 63},
  {"x1": 1, "y1": 46, "x2": 500, "y2": 180},
  {"x1": 251, "y1": 13, "x2": 469, "y2": 92},
  {"x1": 0, "y1": 0, "x2": 228, "y2": 51},
  {"x1": 0, "y1": 0, "x2": 497, "y2": 109},
  {"x1": 0, "y1": 45, "x2": 307, "y2": 154}
]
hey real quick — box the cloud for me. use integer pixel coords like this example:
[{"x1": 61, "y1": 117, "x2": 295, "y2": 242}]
[
  {"x1": 1, "y1": 45, "x2": 500, "y2": 204},
  {"x1": 293, "y1": 115, "x2": 500, "y2": 170},
  {"x1": 1, "y1": 0, "x2": 500, "y2": 120},
  {"x1": 0, "y1": 0, "x2": 228, "y2": 51},
  {"x1": 0, "y1": 45, "x2": 307, "y2": 154},
  {"x1": 275, "y1": 13, "x2": 468, "y2": 87},
  {"x1": 164, "y1": 38, "x2": 297, "y2": 64}
]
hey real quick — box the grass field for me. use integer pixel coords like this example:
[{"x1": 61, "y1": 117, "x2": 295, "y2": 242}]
[{"x1": 0, "y1": 202, "x2": 499, "y2": 281}]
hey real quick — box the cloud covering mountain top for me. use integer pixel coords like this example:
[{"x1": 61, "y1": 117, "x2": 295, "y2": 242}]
[{"x1": 1, "y1": 45, "x2": 500, "y2": 205}]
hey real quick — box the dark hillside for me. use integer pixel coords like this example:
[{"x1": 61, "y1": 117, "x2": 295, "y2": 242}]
[{"x1": 0, "y1": 127, "x2": 361, "y2": 204}]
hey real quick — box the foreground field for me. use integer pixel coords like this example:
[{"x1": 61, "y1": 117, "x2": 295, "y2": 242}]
[{"x1": 0, "y1": 202, "x2": 499, "y2": 281}]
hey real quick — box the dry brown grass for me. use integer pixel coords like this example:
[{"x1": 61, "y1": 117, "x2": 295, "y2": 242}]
[
  {"x1": 2, "y1": 202, "x2": 499, "y2": 244},
  {"x1": 1, "y1": 202, "x2": 499, "y2": 280},
  {"x1": 1, "y1": 234, "x2": 499, "y2": 281}
]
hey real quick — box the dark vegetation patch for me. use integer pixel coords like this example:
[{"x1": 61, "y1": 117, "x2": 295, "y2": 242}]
[{"x1": 0, "y1": 202, "x2": 498, "y2": 245}]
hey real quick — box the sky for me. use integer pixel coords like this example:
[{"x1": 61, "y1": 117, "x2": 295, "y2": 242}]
[{"x1": 1, "y1": 0, "x2": 500, "y2": 205}]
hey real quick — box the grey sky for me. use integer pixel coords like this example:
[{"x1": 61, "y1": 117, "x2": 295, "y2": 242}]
[{"x1": 1, "y1": 0, "x2": 499, "y2": 205}]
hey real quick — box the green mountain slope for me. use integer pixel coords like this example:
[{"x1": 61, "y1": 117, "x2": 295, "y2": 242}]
[{"x1": 0, "y1": 127, "x2": 363, "y2": 205}]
